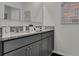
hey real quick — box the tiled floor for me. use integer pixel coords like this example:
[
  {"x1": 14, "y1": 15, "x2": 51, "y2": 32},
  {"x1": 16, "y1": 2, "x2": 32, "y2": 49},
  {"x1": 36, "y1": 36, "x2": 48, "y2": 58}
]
[{"x1": 51, "y1": 53, "x2": 63, "y2": 56}]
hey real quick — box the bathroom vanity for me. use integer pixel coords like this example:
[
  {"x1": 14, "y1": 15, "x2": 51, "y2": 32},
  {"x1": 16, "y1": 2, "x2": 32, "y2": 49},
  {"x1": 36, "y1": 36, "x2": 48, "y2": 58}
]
[{"x1": 0, "y1": 29, "x2": 54, "y2": 56}]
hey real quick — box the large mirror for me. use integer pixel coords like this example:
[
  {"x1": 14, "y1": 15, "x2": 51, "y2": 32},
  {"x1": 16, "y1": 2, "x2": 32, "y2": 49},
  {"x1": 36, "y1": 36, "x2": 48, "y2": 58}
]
[
  {"x1": 3, "y1": 2, "x2": 43, "y2": 25},
  {"x1": 4, "y1": 5, "x2": 20, "y2": 21},
  {"x1": 22, "y1": 2, "x2": 43, "y2": 25}
]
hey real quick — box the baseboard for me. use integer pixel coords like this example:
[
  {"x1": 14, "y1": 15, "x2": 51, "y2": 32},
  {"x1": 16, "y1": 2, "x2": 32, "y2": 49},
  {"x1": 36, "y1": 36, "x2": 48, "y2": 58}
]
[
  {"x1": 53, "y1": 51, "x2": 65, "y2": 56},
  {"x1": 49, "y1": 50, "x2": 72, "y2": 56},
  {"x1": 49, "y1": 51, "x2": 55, "y2": 56},
  {"x1": 53, "y1": 50, "x2": 72, "y2": 56}
]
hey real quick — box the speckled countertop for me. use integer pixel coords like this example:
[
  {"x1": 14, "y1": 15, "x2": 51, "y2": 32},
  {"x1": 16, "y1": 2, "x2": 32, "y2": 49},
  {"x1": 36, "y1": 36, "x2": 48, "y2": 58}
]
[{"x1": 0, "y1": 29, "x2": 54, "y2": 42}]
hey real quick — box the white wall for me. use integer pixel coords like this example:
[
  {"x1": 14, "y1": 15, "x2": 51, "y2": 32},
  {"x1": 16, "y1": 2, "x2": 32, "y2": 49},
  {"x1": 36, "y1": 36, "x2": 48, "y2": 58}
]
[{"x1": 45, "y1": 2, "x2": 79, "y2": 56}]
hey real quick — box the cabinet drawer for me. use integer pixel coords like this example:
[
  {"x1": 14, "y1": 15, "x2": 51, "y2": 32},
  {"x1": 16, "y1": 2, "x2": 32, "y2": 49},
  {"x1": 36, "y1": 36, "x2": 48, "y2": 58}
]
[
  {"x1": 4, "y1": 47, "x2": 26, "y2": 56},
  {"x1": 4, "y1": 34, "x2": 41, "y2": 53},
  {"x1": 26, "y1": 34, "x2": 41, "y2": 43},
  {"x1": 42, "y1": 31, "x2": 53, "y2": 38},
  {"x1": 4, "y1": 37, "x2": 28, "y2": 53}
]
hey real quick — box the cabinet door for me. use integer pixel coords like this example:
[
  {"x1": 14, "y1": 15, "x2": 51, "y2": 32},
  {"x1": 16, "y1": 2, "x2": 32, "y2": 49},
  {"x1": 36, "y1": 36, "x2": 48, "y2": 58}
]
[
  {"x1": 26, "y1": 41, "x2": 41, "y2": 56},
  {"x1": 41, "y1": 39, "x2": 48, "y2": 56},
  {"x1": 46, "y1": 31, "x2": 54, "y2": 55},
  {"x1": 26, "y1": 46, "x2": 31, "y2": 56},
  {"x1": 30, "y1": 41, "x2": 41, "y2": 56},
  {"x1": 4, "y1": 47, "x2": 26, "y2": 56},
  {"x1": 48, "y1": 36, "x2": 54, "y2": 54}
]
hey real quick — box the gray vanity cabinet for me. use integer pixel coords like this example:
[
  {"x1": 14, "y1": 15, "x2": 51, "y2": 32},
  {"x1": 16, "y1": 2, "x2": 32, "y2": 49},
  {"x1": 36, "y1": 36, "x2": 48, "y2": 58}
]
[{"x1": 0, "y1": 30, "x2": 54, "y2": 56}]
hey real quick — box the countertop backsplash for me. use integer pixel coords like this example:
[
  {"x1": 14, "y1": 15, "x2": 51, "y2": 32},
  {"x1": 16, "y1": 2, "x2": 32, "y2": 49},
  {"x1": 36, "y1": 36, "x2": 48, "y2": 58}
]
[{"x1": 0, "y1": 25, "x2": 54, "y2": 38}]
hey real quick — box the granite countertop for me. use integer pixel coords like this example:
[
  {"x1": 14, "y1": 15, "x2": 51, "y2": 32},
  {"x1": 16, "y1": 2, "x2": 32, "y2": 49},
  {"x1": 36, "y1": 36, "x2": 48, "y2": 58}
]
[{"x1": 0, "y1": 29, "x2": 54, "y2": 42}]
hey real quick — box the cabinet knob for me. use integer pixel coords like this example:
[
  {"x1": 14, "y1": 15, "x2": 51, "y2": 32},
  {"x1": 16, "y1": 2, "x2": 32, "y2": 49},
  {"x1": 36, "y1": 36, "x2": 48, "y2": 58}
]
[{"x1": 30, "y1": 46, "x2": 32, "y2": 48}]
